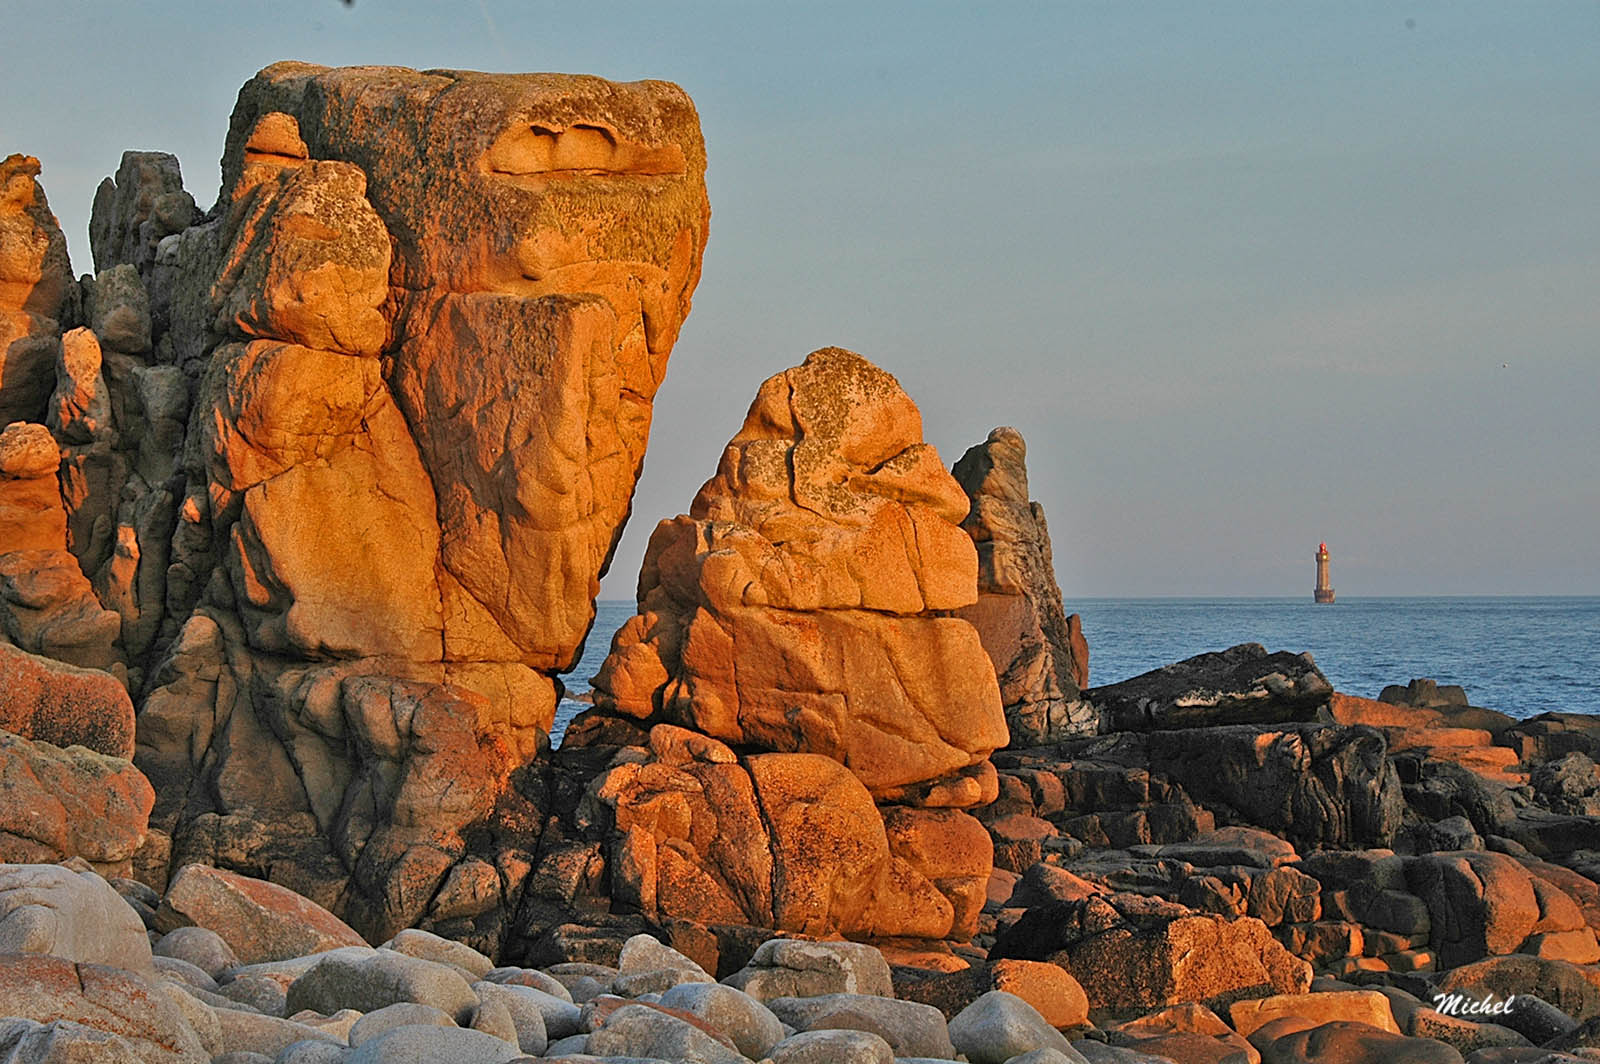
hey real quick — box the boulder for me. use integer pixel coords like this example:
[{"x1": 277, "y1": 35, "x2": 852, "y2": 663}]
[
  {"x1": 988, "y1": 959, "x2": 1091, "y2": 1029},
  {"x1": 766, "y1": 993, "x2": 955, "y2": 1058},
  {"x1": 0, "y1": 863, "x2": 153, "y2": 973},
  {"x1": 215, "y1": 1010, "x2": 342, "y2": 1059},
  {"x1": 1054, "y1": 722, "x2": 1403, "y2": 851},
  {"x1": 951, "y1": 426, "x2": 1094, "y2": 745},
  {"x1": 948, "y1": 991, "x2": 1081, "y2": 1064},
  {"x1": 344, "y1": 1024, "x2": 521, "y2": 1064},
  {"x1": 381, "y1": 928, "x2": 493, "y2": 980},
  {"x1": 0, "y1": 954, "x2": 208, "y2": 1063},
  {"x1": 724, "y1": 938, "x2": 894, "y2": 1001},
  {"x1": 89, "y1": 151, "x2": 197, "y2": 274},
  {"x1": 0, "y1": 640, "x2": 135, "y2": 758},
  {"x1": 1407, "y1": 851, "x2": 1542, "y2": 967},
  {"x1": 1255, "y1": 1020, "x2": 1463, "y2": 1063},
  {"x1": 1088, "y1": 644, "x2": 1332, "y2": 732},
  {"x1": 591, "y1": 347, "x2": 1007, "y2": 796},
  {"x1": 992, "y1": 895, "x2": 1311, "y2": 1015},
  {"x1": 284, "y1": 950, "x2": 479, "y2": 1024},
  {"x1": 0, "y1": 422, "x2": 65, "y2": 554},
  {"x1": 583, "y1": 1002, "x2": 745, "y2": 1064},
  {"x1": 470, "y1": 982, "x2": 550, "y2": 1055},
  {"x1": 656, "y1": 981, "x2": 785, "y2": 1059},
  {"x1": 157, "y1": 864, "x2": 366, "y2": 963},
  {"x1": 767, "y1": 1028, "x2": 896, "y2": 1064},
  {"x1": 0, "y1": 731, "x2": 152, "y2": 873}
]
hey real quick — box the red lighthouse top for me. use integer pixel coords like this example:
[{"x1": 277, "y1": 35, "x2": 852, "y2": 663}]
[{"x1": 1319, "y1": 541, "x2": 1327, "y2": 554}]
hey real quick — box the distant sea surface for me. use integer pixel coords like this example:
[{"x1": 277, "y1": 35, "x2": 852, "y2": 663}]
[{"x1": 553, "y1": 597, "x2": 1600, "y2": 743}]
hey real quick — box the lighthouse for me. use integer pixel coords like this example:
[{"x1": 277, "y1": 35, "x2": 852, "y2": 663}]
[{"x1": 1314, "y1": 542, "x2": 1335, "y2": 603}]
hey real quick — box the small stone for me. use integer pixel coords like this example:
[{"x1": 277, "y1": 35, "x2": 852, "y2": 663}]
[{"x1": 155, "y1": 926, "x2": 242, "y2": 980}]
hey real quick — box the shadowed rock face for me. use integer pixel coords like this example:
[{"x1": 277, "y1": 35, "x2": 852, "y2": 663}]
[{"x1": 952, "y1": 426, "x2": 1095, "y2": 746}]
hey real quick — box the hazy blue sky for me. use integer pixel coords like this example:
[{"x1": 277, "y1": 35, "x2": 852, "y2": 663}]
[{"x1": 8, "y1": 2, "x2": 1597, "y2": 597}]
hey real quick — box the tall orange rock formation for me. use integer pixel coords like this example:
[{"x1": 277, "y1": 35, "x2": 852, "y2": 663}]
[
  {"x1": 572, "y1": 348, "x2": 1006, "y2": 942},
  {"x1": 77, "y1": 63, "x2": 712, "y2": 939}
]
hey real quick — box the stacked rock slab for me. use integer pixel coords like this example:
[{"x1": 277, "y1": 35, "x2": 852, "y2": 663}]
[
  {"x1": 107, "y1": 62, "x2": 711, "y2": 941},
  {"x1": 951, "y1": 426, "x2": 1094, "y2": 745},
  {"x1": 577, "y1": 347, "x2": 1007, "y2": 943}
]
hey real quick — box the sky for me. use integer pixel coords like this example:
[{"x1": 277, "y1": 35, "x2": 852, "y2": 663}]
[{"x1": 6, "y1": 1, "x2": 1597, "y2": 597}]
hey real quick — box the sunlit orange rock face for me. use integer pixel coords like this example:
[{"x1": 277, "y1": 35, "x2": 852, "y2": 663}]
[
  {"x1": 132, "y1": 63, "x2": 710, "y2": 939},
  {"x1": 579, "y1": 348, "x2": 1004, "y2": 941}
]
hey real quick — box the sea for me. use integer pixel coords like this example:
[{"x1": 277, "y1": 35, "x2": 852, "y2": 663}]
[{"x1": 552, "y1": 597, "x2": 1600, "y2": 744}]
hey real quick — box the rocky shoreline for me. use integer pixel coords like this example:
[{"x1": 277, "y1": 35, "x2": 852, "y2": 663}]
[{"x1": 4, "y1": 61, "x2": 1600, "y2": 1063}]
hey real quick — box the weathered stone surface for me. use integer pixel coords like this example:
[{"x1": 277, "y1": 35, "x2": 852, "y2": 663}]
[
  {"x1": 988, "y1": 959, "x2": 1091, "y2": 1029},
  {"x1": 154, "y1": 926, "x2": 240, "y2": 980},
  {"x1": 1, "y1": 156, "x2": 72, "y2": 425},
  {"x1": 584, "y1": 1002, "x2": 745, "y2": 1064},
  {"x1": 1407, "y1": 851, "x2": 1542, "y2": 968},
  {"x1": 1255, "y1": 1020, "x2": 1463, "y2": 1063},
  {"x1": 1088, "y1": 643, "x2": 1333, "y2": 732},
  {"x1": 470, "y1": 981, "x2": 550, "y2": 1055},
  {"x1": 0, "y1": 641, "x2": 135, "y2": 758},
  {"x1": 1230, "y1": 991, "x2": 1399, "y2": 1036},
  {"x1": 0, "y1": 863, "x2": 153, "y2": 973},
  {"x1": 83, "y1": 265, "x2": 152, "y2": 354},
  {"x1": 345, "y1": 1024, "x2": 521, "y2": 1064},
  {"x1": 592, "y1": 348, "x2": 1006, "y2": 795},
  {"x1": 1053, "y1": 722, "x2": 1403, "y2": 851},
  {"x1": 751, "y1": 752, "x2": 956, "y2": 938},
  {"x1": 285, "y1": 950, "x2": 479, "y2": 1023},
  {"x1": 0, "y1": 549, "x2": 122, "y2": 670},
  {"x1": 768, "y1": 1028, "x2": 895, "y2": 1064},
  {"x1": 993, "y1": 895, "x2": 1312, "y2": 1016},
  {"x1": 953, "y1": 427, "x2": 1094, "y2": 745},
  {"x1": 766, "y1": 993, "x2": 954, "y2": 1059},
  {"x1": 157, "y1": 863, "x2": 366, "y2": 963},
  {"x1": 724, "y1": 938, "x2": 894, "y2": 1002},
  {"x1": 132, "y1": 62, "x2": 711, "y2": 942},
  {"x1": 0, "y1": 421, "x2": 65, "y2": 555},
  {"x1": 948, "y1": 991, "x2": 1080, "y2": 1064},
  {"x1": 656, "y1": 982, "x2": 784, "y2": 1059},
  {"x1": 90, "y1": 151, "x2": 197, "y2": 275},
  {"x1": 0, "y1": 732, "x2": 152, "y2": 873},
  {"x1": 0, "y1": 954, "x2": 208, "y2": 1064}
]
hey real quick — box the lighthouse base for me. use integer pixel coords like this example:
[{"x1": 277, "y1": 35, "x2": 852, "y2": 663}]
[{"x1": 1314, "y1": 588, "x2": 1336, "y2": 604}]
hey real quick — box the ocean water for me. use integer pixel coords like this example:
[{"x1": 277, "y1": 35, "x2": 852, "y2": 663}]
[{"x1": 553, "y1": 597, "x2": 1600, "y2": 743}]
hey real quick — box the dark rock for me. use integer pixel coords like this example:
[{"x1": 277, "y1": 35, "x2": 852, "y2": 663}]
[{"x1": 1087, "y1": 644, "x2": 1332, "y2": 732}]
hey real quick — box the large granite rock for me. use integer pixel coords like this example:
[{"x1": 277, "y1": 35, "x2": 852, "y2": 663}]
[
  {"x1": 567, "y1": 348, "x2": 1004, "y2": 942},
  {"x1": 0, "y1": 637, "x2": 135, "y2": 758},
  {"x1": 1088, "y1": 643, "x2": 1333, "y2": 732},
  {"x1": 591, "y1": 347, "x2": 1007, "y2": 795},
  {"x1": 128, "y1": 62, "x2": 710, "y2": 941},
  {"x1": 0, "y1": 862, "x2": 154, "y2": 974},
  {"x1": 0, "y1": 954, "x2": 209, "y2": 1064},
  {"x1": 952, "y1": 426, "x2": 1095, "y2": 746},
  {"x1": 992, "y1": 895, "x2": 1312, "y2": 1016},
  {"x1": 0, "y1": 731, "x2": 153, "y2": 875}
]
